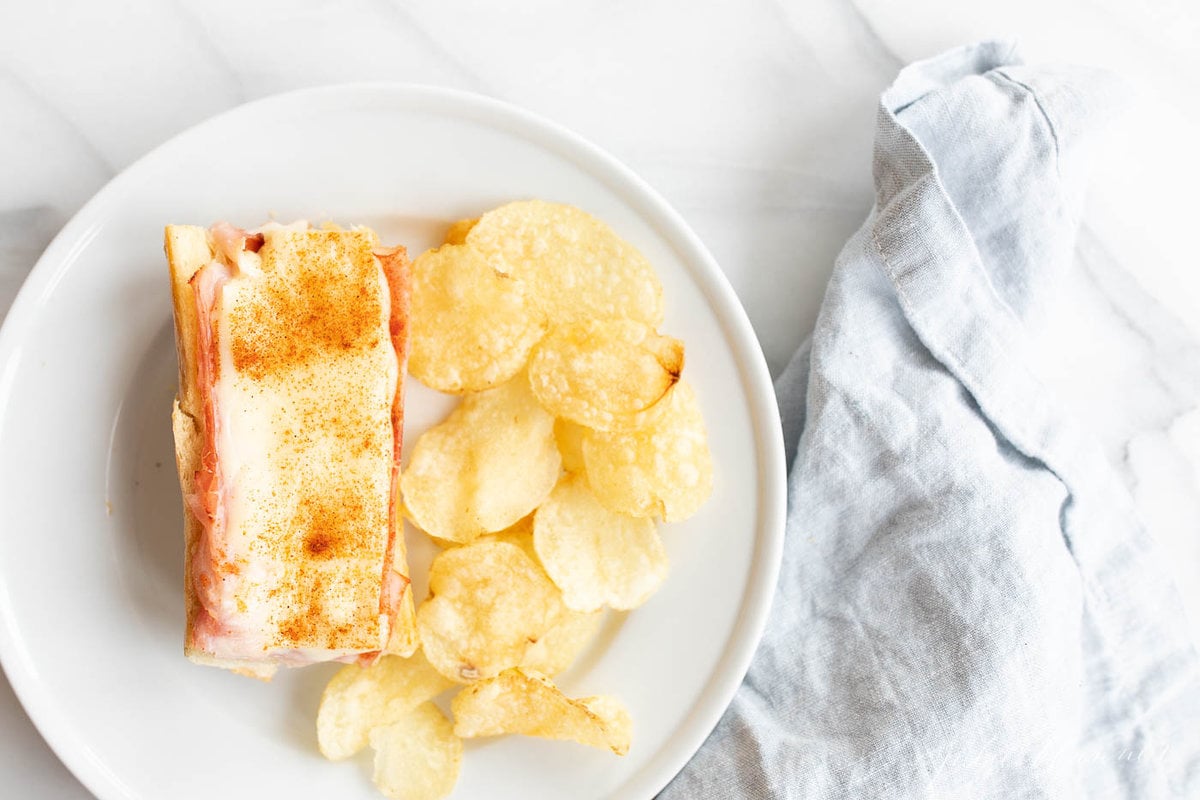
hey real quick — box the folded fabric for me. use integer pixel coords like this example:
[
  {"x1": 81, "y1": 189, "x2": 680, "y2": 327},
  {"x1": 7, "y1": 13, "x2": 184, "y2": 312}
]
[{"x1": 662, "y1": 41, "x2": 1200, "y2": 799}]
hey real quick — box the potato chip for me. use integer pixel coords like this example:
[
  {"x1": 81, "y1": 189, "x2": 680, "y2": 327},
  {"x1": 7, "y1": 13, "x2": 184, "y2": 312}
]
[
  {"x1": 464, "y1": 200, "x2": 663, "y2": 326},
  {"x1": 443, "y1": 217, "x2": 478, "y2": 246},
  {"x1": 451, "y1": 668, "x2": 631, "y2": 755},
  {"x1": 425, "y1": 534, "x2": 463, "y2": 550},
  {"x1": 582, "y1": 381, "x2": 713, "y2": 522},
  {"x1": 533, "y1": 475, "x2": 668, "y2": 612},
  {"x1": 417, "y1": 541, "x2": 563, "y2": 683},
  {"x1": 370, "y1": 702, "x2": 462, "y2": 800},
  {"x1": 430, "y1": 516, "x2": 535, "y2": 554},
  {"x1": 528, "y1": 320, "x2": 684, "y2": 432},
  {"x1": 476, "y1": 514, "x2": 538, "y2": 561},
  {"x1": 317, "y1": 651, "x2": 455, "y2": 760},
  {"x1": 408, "y1": 244, "x2": 546, "y2": 394},
  {"x1": 477, "y1": 517, "x2": 603, "y2": 676},
  {"x1": 401, "y1": 376, "x2": 560, "y2": 543},
  {"x1": 521, "y1": 606, "x2": 603, "y2": 677},
  {"x1": 554, "y1": 418, "x2": 588, "y2": 474}
]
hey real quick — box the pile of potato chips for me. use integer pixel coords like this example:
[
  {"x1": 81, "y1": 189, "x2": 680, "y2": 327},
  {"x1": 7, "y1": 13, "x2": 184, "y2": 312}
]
[{"x1": 318, "y1": 200, "x2": 714, "y2": 799}]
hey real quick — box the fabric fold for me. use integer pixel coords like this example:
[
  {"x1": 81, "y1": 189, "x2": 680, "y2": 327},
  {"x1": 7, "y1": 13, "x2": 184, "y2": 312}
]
[{"x1": 662, "y1": 41, "x2": 1200, "y2": 800}]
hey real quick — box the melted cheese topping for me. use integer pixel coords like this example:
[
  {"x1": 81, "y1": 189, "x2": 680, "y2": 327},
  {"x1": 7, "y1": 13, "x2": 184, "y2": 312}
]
[{"x1": 210, "y1": 228, "x2": 396, "y2": 659}]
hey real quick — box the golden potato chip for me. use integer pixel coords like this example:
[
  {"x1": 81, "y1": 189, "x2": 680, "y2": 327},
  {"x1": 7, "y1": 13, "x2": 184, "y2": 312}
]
[
  {"x1": 426, "y1": 534, "x2": 462, "y2": 550},
  {"x1": 464, "y1": 200, "x2": 664, "y2": 326},
  {"x1": 451, "y1": 668, "x2": 631, "y2": 755},
  {"x1": 443, "y1": 217, "x2": 477, "y2": 246},
  {"x1": 477, "y1": 517, "x2": 603, "y2": 676},
  {"x1": 522, "y1": 606, "x2": 603, "y2": 677},
  {"x1": 476, "y1": 514, "x2": 537, "y2": 560},
  {"x1": 425, "y1": 518, "x2": 598, "y2": 677},
  {"x1": 582, "y1": 381, "x2": 713, "y2": 522},
  {"x1": 317, "y1": 651, "x2": 455, "y2": 760},
  {"x1": 370, "y1": 702, "x2": 462, "y2": 800},
  {"x1": 533, "y1": 475, "x2": 668, "y2": 612},
  {"x1": 528, "y1": 320, "x2": 684, "y2": 432},
  {"x1": 431, "y1": 516, "x2": 535, "y2": 554},
  {"x1": 408, "y1": 244, "x2": 546, "y2": 394},
  {"x1": 401, "y1": 376, "x2": 560, "y2": 543},
  {"x1": 417, "y1": 541, "x2": 563, "y2": 683},
  {"x1": 554, "y1": 418, "x2": 588, "y2": 474}
]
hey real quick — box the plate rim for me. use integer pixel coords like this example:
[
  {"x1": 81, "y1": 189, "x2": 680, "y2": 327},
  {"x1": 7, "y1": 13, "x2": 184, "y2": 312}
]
[{"x1": 0, "y1": 82, "x2": 786, "y2": 800}]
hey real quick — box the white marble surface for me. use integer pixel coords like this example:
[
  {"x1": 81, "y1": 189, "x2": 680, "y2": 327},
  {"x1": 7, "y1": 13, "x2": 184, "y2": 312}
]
[{"x1": 2, "y1": 1, "x2": 1199, "y2": 796}]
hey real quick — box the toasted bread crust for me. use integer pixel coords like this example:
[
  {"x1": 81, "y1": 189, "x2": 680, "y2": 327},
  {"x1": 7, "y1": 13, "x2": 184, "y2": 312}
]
[{"x1": 165, "y1": 226, "x2": 208, "y2": 423}]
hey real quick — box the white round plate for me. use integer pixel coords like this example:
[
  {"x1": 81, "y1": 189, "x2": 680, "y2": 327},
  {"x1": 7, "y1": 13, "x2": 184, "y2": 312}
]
[{"x1": 0, "y1": 85, "x2": 785, "y2": 800}]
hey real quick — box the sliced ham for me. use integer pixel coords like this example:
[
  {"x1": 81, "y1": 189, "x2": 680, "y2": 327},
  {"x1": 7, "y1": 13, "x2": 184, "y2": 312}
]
[{"x1": 187, "y1": 255, "x2": 234, "y2": 649}]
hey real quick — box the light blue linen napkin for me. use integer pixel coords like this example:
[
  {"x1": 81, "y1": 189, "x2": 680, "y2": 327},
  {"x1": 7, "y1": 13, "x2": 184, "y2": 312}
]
[{"x1": 662, "y1": 41, "x2": 1200, "y2": 798}]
